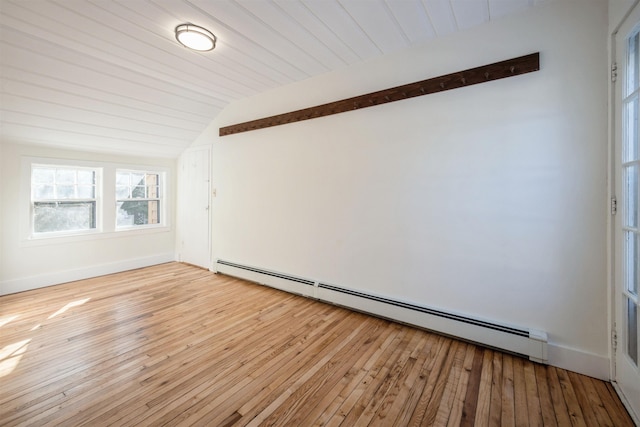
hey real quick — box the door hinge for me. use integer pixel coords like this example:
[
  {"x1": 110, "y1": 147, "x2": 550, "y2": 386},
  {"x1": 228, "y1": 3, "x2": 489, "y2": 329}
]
[
  {"x1": 612, "y1": 62, "x2": 618, "y2": 83},
  {"x1": 611, "y1": 197, "x2": 618, "y2": 215},
  {"x1": 612, "y1": 326, "x2": 618, "y2": 352}
]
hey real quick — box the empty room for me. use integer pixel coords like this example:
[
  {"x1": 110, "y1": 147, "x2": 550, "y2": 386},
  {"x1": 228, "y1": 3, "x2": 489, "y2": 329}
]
[{"x1": 1, "y1": 0, "x2": 639, "y2": 425}]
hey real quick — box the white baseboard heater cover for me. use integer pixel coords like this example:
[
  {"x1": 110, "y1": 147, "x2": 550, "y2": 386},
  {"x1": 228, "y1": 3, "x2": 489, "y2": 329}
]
[{"x1": 214, "y1": 260, "x2": 548, "y2": 364}]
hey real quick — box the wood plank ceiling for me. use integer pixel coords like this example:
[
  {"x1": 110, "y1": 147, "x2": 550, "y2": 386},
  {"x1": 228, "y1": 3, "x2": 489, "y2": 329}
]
[{"x1": 0, "y1": 0, "x2": 547, "y2": 158}]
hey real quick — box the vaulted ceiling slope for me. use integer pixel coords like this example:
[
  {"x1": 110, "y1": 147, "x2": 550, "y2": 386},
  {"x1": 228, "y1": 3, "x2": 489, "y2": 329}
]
[{"x1": 0, "y1": 0, "x2": 545, "y2": 158}]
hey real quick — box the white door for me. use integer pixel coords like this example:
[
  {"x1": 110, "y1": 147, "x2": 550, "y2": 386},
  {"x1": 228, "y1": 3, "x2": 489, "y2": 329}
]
[
  {"x1": 615, "y1": 3, "x2": 640, "y2": 420},
  {"x1": 177, "y1": 146, "x2": 211, "y2": 269}
]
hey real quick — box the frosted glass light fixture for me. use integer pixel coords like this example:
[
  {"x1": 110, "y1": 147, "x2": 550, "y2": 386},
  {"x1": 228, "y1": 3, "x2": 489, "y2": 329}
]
[{"x1": 175, "y1": 24, "x2": 216, "y2": 51}]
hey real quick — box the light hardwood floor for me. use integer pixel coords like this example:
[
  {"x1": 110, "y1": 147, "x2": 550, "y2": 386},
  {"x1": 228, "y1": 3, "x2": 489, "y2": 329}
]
[{"x1": 0, "y1": 262, "x2": 634, "y2": 426}]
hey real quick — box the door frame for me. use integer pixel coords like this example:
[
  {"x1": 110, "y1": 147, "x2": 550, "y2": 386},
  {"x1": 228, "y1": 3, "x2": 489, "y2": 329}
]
[
  {"x1": 177, "y1": 145, "x2": 212, "y2": 270},
  {"x1": 609, "y1": 1, "x2": 640, "y2": 423}
]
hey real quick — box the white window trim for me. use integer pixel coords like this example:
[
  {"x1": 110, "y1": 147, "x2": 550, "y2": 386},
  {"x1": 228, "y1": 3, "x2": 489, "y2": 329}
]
[
  {"x1": 20, "y1": 156, "x2": 171, "y2": 247},
  {"x1": 31, "y1": 163, "x2": 103, "y2": 238},
  {"x1": 115, "y1": 168, "x2": 167, "y2": 231}
]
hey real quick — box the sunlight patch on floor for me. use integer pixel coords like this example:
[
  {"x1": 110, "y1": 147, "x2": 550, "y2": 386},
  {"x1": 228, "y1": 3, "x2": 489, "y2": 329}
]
[
  {"x1": 0, "y1": 315, "x2": 18, "y2": 328},
  {"x1": 47, "y1": 298, "x2": 91, "y2": 319},
  {"x1": 0, "y1": 339, "x2": 31, "y2": 378}
]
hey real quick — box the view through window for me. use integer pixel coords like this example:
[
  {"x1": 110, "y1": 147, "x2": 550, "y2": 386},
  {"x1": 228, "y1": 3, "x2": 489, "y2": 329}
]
[
  {"x1": 31, "y1": 165, "x2": 98, "y2": 234},
  {"x1": 116, "y1": 170, "x2": 162, "y2": 228}
]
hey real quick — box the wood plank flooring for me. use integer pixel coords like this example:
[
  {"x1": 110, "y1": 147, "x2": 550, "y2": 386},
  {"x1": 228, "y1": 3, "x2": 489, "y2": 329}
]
[{"x1": 0, "y1": 262, "x2": 634, "y2": 426}]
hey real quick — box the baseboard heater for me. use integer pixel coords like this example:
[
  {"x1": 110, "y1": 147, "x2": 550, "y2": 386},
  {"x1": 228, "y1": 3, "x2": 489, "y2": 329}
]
[{"x1": 214, "y1": 259, "x2": 548, "y2": 363}]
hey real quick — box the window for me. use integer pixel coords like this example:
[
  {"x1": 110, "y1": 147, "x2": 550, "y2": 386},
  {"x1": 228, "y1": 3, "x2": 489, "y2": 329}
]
[
  {"x1": 25, "y1": 159, "x2": 169, "y2": 241},
  {"x1": 116, "y1": 170, "x2": 163, "y2": 228},
  {"x1": 623, "y1": 28, "x2": 640, "y2": 366},
  {"x1": 31, "y1": 165, "x2": 99, "y2": 234}
]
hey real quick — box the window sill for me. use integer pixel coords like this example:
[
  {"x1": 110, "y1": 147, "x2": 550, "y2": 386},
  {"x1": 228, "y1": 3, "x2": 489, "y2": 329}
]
[
  {"x1": 21, "y1": 226, "x2": 172, "y2": 247},
  {"x1": 115, "y1": 223, "x2": 167, "y2": 233}
]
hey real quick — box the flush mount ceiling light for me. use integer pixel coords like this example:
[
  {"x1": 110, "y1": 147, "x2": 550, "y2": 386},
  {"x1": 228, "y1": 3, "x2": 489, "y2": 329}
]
[{"x1": 175, "y1": 24, "x2": 216, "y2": 51}]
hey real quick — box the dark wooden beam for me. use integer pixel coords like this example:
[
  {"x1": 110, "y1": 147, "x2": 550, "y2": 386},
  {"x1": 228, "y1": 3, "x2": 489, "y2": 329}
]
[{"x1": 219, "y1": 52, "x2": 540, "y2": 137}]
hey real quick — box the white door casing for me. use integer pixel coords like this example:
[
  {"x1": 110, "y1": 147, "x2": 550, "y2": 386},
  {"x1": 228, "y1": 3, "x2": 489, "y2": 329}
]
[
  {"x1": 614, "y1": 2, "x2": 640, "y2": 421},
  {"x1": 177, "y1": 146, "x2": 211, "y2": 269}
]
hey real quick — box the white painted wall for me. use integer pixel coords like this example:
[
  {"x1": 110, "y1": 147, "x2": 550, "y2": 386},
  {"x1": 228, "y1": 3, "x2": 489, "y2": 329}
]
[
  {"x1": 189, "y1": 0, "x2": 610, "y2": 377},
  {"x1": 0, "y1": 142, "x2": 176, "y2": 295},
  {"x1": 611, "y1": 0, "x2": 638, "y2": 31}
]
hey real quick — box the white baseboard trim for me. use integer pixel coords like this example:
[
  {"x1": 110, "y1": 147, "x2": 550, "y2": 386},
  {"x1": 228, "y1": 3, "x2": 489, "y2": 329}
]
[
  {"x1": 214, "y1": 259, "x2": 614, "y2": 382},
  {"x1": 547, "y1": 343, "x2": 610, "y2": 381},
  {"x1": 0, "y1": 253, "x2": 176, "y2": 296}
]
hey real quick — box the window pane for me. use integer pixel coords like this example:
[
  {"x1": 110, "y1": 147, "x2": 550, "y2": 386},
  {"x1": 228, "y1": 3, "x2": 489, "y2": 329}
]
[
  {"x1": 624, "y1": 95, "x2": 638, "y2": 162},
  {"x1": 34, "y1": 202, "x2": 96, "y2": 233},
  {"x1": 56, "y1": 185, "x2": 76, "y2": 199},
  {"x1": 147, "y1": 185, "x2": 159, "y2": 198},
  {"x1": 116, "y1": 186, "x2": 130, "y2": 199},
  {"x1": 77, "y1": 170, "x2": 95, "y2": 185},
  {"x1": 628, "y1": 297, "x2": 638, "y2": 366},
  {"x1": 131, "y1": 186, "x2": 146, "y2": 198},
  {"x1": 627, "y1": 232, "x2": 639, "y2": 296},
  {"x1": 628, "y1": 31, "x2": 639, "y2": 95},
  {"x1": 131, "y1": 173, "x2": 145, "y2": 186},
  {"x1": 32, "y1": 168, "x2": 54, "y2": 184},
  {"x1": 625, "y1": 165, "x2": 639, "y2": 228},
  {"x1": 77, "y1": 185, "x2": 95, "y2": 199},
  {"x1": 149, "y1": 200, "x2": 159, "y2": 224},
  {"x1": 117, "y1": 201, "x2": 160, "y2": 226},
  {"x1": 33, "y1": 184, "x2": 54, "y2": 199},
  {"x1": 116, "y1": 172, "x2": 130, "y2": 186},
  {"x1": 56, "y1": 169, "x2": 76, "y2": 184}
]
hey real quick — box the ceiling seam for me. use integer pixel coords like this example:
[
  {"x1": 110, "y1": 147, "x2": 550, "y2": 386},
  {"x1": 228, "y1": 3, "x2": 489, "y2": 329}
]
[
  {"x1": 419, "y1": 0, "x2": 439, "y2": 38},
  {"x1": 22, "y1": 0, "x2": 260, "y2": 99},
  {"x1": 382, "y1": 0, "x2": 411, "y2": 46},
  {"x1": 154, "y1": 0, "x2": 302, "y2": 84},
  {"x1": 336, "y1": 0, "x2": 384, "y2": 55},
  {"x1": 448, "y1": 0, "x2": 461, "y2": 32},
  {"x1": 1, "y1": 93, "x2": 206, "y2": 136},
  {"x1": 0, "y1": 35, "x2": 224, "y2": 109},
  {"x1": 180, "y1": 0, "x2": 312, "y2": 80},
  {"x1": 299, "y1": 0, "x2": 364, "y2": 62},
  {"x1": 229, "y1": 0, "x2": 331, "y2": 73},
  {"x1": 1, "y1": 65, "x2": 217, "y2": 122},
  {"x1": 1, "y1": 83, "x2": 209, "y2": 129},
  {"x1": 269, "y1": 0, "x2": 350, "y2": 67},
  {"x1": 1, "y1": 120, "x2": 191, "y2": 147},
  {"x1": 111, "y1": 0, "x2": 288, "y2": 88},
  {"x1": 84, "y1": 0, "x2": 276, "y2": 94}
]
